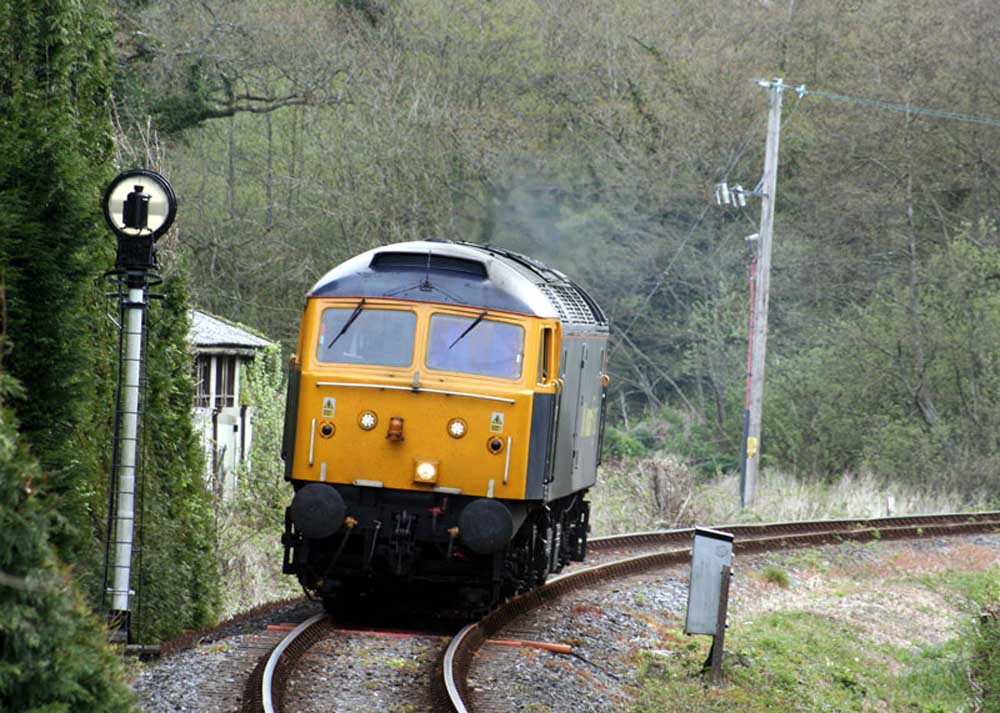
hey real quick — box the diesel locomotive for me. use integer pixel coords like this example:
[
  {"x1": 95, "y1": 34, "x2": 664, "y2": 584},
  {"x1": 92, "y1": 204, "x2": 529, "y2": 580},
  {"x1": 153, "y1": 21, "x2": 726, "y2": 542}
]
[{"x1": 281, "y1": 240, "x2": 609, "y2": 612}]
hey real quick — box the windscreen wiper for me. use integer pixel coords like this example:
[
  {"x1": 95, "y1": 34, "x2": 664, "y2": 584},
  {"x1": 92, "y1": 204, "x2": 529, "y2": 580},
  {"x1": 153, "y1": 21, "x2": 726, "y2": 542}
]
[
  {"x1": 327, "y1": 298, "x2": 366, "y2": 349},
  {"x1": 449, "y1": 310, "x2": 488, "y2": 349}
]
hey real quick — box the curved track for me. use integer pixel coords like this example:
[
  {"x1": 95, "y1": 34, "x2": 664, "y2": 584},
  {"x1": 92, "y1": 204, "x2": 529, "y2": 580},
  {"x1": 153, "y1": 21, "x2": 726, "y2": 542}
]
[
  {"x1": 242, "y1": 613, "x2": 332, "y2": 713},
  {"x1": 441, "y1": 511, "x2": 1000, "y2": 712},
  {"x1": 242, "y1": 611, "x2": 452, "y2": 713}
]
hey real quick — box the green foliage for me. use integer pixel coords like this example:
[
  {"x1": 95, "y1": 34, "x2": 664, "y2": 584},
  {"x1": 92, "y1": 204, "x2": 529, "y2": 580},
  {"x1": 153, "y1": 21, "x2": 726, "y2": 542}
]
[
  {"x1": 133, "y1": 264, "x2": 221, "y2": 641},
  {"x1": 767, "y1": 229, "x2": 1000, "y2": 495},
  {"x1": 762, "y1": 565, "x2": 790, "y2": 588},
  {"x1": 119, "y1": 0, "x2": 1000, "y2": 499},
  {"x1": 148, "y1": 61, "x2": 220, "y2": 134},
  {"x1": 916, "y1": 569, "x2": 1000, "y2": 710},
  {"x1": 0, "y1": 381, "x2": 134, "y2": 712},
  {"x1": 635, "y1": 611, "x2": 973, "y2": 712},
  {"x1": 602, "y1": 408, "x2": 737, "y2": 476},
  {"x1": 0, "y1": 0, "x2": 116, "y2": 567},
  {"x1": 1, "y1": 0, "x2": 223, "y2": 642},
  {"x1": 216, "y1": 343, "x2": 299, "y2": 614},
  {"x1": 971, "y1": 606, "x2": 1000, "y2": 710},
  {"x1": 602, "y1": 425, "x2": 649, "y2": 459}
]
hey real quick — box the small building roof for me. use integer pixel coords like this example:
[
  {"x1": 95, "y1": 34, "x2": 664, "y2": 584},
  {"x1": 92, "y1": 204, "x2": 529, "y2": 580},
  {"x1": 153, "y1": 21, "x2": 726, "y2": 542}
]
[{"x1": 189, "y1": 310, "x2": 274, "y2": 356}]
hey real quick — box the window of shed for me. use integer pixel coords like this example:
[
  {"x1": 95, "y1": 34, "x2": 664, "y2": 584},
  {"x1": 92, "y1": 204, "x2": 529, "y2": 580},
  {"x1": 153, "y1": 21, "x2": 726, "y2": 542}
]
[
  {"x1": 215, "y1": 356, "x2": 237, "y2": 408},
  {"x1": 194, "y1": 356, "x2": 211, "y2": 408},
  {"x1": 316, "y1": 308, "x2": 416, "y2": 367},
  {"x1": 427, "y1": 314, "x2": 524, "y2": 380}
]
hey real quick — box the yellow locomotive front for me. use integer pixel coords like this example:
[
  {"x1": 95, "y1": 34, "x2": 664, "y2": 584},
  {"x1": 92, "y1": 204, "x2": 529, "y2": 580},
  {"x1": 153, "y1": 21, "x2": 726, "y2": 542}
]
[
  {"x1": 287, "y1": 299, "x2": 556, "y2": 500},
  {"x1": 281, "y1": 242, "x2": 607, "y2": 612}
]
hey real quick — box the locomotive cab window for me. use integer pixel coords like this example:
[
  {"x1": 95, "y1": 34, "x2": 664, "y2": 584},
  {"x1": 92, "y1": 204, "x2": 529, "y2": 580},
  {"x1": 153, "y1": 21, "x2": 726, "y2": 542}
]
[
  {"x1": 537, "y1": 326, "x2": 553, "y2": 384},
  {"x1": 316, "y1": 307, "x2": 416, "y2": 367},
  {"x1": 426, "y1": 313, "x2": 524, "y2": 380}
]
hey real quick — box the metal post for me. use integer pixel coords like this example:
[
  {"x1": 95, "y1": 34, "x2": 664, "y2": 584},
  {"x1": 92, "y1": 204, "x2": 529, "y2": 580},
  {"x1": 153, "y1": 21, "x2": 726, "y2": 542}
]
[
  {"x1": 739, "y1": 248, "x2": 758, "y2": 506},
  {"x1": 109, "y1": 284, "x2": 146, "y2": 619},
  {"x1": 100, "y1": 169, "x2": 177, "y2": 644},
  {"x1": 708, "y1": 564, "x2": 732, "y2": 683},
  {"x1": 741, "y1": 79, "x2": 784, "y2": 508}
]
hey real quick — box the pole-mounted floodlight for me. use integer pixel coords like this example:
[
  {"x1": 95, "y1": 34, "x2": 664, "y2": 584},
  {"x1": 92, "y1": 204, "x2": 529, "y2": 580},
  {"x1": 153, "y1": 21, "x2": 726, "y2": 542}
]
[{"x1": 100, "y1": 169, "x2": 177, "y2": 643}]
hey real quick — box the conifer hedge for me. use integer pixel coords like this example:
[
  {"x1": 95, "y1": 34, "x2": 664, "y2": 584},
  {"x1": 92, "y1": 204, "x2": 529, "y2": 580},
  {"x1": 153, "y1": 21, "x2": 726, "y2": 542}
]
[
  {"x1": 0, "y1": 0, "x2": 221, "y2": 645},
  {"x1": 0, "y1": 0, "x2": 117, "y2": 568},
  {"x1": 0, "y1": 374, "x2": 134, "y2": 712}
]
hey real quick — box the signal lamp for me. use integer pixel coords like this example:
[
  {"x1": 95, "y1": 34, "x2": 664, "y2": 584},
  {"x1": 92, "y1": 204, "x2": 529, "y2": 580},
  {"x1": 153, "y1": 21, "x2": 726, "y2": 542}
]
[
  {"x1": 358, "y1": 410, "x2": 377, "y2": 430},
  {"x1": 414, "y1": 460, "x2": 438, "y2": 484},
  {"x1": 487, "y1": 437, "x2": 504, "y2": 454},
  {"x1": 447, "y1": 418, "x2": 467, "y2": 439},
  {"x1": 103, "y1": 169, "x2": 177, "y2": 242}
]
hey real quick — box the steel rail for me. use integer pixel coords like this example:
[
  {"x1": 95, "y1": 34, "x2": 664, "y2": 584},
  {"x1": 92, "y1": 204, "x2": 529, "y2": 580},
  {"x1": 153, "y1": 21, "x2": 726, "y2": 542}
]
[
  {"x1": 242, "y1": 613, "x2": 332, "y2": 713},
  {"x1": 443, "y1": 511, "x2": 1000, "y2": 712},
  {"x1": 443, "y1": 624, "x2": 478, "y2": 713},
  {"x1": 588, "y1": 511, "x2": 1000, "y2": 552}
]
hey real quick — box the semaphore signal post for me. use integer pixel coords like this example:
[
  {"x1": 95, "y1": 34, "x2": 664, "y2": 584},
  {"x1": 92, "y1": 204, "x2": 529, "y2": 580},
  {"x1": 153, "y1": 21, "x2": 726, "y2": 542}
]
[{"x1": 99, "y1": 169, "x2": 177, "y2": 643}]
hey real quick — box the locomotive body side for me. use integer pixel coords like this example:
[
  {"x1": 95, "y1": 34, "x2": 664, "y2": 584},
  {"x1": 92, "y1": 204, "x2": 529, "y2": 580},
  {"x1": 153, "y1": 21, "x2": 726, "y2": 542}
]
[{"x1": 280, "y1": 241, "x2": 608, "y2": 612}]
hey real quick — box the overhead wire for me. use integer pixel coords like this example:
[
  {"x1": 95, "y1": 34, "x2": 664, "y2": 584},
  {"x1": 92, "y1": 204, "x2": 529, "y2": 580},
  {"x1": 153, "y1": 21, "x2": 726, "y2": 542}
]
[{"x1": 790, "y1": 83, "x2": 1000, "y2": 129}]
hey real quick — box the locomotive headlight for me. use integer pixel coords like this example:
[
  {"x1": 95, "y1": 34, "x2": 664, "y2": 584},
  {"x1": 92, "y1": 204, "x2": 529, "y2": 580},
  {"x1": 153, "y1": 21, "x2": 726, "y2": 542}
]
[
  {"x1": 447, "y1": 418, "x2": 467, "y2": 439},
  {"x1": 358, "y1": 410, "x2": 377, "y2": 430},
  {"x1": 414, "y1": 459, "x2": 439, "y2": 484}
]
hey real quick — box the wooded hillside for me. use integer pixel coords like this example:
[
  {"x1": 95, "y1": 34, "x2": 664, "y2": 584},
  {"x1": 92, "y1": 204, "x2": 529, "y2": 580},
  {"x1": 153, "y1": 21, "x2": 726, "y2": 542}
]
[{"x1": 122, "y1": 0, "x2": 1000, "y2": 495}]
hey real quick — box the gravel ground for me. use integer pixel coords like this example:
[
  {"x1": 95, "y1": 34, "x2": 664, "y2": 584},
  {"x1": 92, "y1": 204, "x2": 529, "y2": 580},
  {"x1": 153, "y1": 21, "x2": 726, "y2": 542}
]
[
  {"x1": 466, "y1": 533, "x2": 1000, "y2": 712},
  {"x1": 132, "y1": 600, "x2": 323, "y2": 712},
  {"x1": 132, "y1": 533, "x2": 1000, "y2": 712},
  {"x1": 283, "y1": 631, "x2": 448, "y2": 713},
  {"x1": 467, "y1": 572, "x2": 687, "y2": 712}
]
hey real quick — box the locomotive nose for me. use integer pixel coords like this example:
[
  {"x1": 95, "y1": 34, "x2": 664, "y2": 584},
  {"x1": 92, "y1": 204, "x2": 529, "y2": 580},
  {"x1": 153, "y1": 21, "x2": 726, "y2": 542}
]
[
  {"x1": 458, "y1": 499, "x2": 514, "y2": 554},
  {"x1": 291, "y1": 483, "x2": 346, "y2": 539}
]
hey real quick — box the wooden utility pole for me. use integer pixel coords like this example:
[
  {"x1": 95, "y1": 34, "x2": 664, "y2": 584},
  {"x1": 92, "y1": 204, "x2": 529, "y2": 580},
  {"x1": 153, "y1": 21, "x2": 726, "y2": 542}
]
[{"x1": 741, "y1": 79, "x2": 784, "y2": 508}]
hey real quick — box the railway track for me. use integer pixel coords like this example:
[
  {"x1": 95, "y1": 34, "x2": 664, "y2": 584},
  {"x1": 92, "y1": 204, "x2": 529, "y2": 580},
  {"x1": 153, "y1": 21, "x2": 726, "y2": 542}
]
[
  {"x1": 241, "y1": 611, "x2": 452, "y2": 713},
  {"x1": 236, "y1": 511, "x2": 1000, "y2": 713},
  {"x1": 441, "y1": 511, "x2": 1000, "y2": 712}
]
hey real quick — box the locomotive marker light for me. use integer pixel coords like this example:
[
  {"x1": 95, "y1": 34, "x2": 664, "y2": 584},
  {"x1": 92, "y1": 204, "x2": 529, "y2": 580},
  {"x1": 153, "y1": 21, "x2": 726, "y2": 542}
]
[
  {"x1": 684, "y1": 528, "x2": 735, "y2": 683},
  {"x1": 447, "y1": 417, "x2": 467, "y2": 438},
  {"x1": 358, "y1": 410, "x2": 378, "y2": 430},
  {"x1": 100, "y1": 169, "x2": 177, "y2": 642}
]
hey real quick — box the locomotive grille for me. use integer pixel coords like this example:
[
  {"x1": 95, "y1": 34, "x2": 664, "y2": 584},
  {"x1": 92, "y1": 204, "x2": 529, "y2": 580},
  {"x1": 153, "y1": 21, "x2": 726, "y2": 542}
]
[{"x1": 539, "y1": 283, "x2": 606, "y2": 326}]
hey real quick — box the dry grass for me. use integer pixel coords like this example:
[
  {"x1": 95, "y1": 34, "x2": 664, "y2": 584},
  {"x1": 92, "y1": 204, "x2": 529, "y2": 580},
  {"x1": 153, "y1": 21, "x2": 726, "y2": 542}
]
[
  {"x1": 589, "y1": 459, "x2": 989, "y2": 536},
  {"x1": 695, "y1": 469, "x2": 984, "y2": 525},
  {"x1": 589, "y1": 455, "x2": 696, "y2": 535}
]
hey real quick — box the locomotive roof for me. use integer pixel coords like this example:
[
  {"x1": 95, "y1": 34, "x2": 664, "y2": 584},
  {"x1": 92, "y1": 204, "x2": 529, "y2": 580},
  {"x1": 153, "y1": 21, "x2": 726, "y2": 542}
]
[{"x1": 308, "y1": 240, "x2": 607, "y2": 330}]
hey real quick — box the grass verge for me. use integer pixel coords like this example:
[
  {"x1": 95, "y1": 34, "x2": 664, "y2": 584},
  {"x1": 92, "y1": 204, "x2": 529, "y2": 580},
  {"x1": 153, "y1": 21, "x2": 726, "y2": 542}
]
[{"x1": 634, "y1": 569, "x2": 1000, "y2": 712}]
